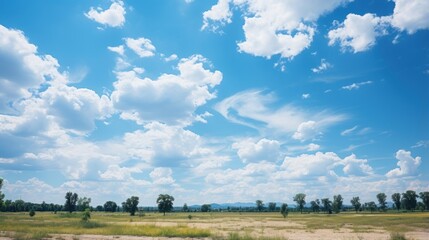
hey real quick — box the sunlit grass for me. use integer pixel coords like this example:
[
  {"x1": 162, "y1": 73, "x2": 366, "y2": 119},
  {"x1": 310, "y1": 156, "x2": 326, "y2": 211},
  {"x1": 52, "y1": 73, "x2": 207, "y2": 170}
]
[{"x1": 0, "y1": 211, "x2": 427, "y2": 239}]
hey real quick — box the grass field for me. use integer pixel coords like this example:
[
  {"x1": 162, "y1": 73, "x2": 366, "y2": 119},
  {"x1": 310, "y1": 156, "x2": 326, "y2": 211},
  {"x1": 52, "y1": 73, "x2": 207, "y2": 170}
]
[{"x1": 0, "y1": 211, "x2": 428, "y2": 239}]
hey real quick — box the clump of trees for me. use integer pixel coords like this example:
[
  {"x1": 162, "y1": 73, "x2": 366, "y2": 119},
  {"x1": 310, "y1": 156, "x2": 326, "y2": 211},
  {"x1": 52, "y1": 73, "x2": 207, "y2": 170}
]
[
  {"x1": 64, "y1": 192, "x2": 78, "y2": 213},
  {"x1": 104, "y1": 201, "x2": 118, "y2": 212},
  {"x1": 293, "y1": 193, "x2": 306, "y2": 214}
]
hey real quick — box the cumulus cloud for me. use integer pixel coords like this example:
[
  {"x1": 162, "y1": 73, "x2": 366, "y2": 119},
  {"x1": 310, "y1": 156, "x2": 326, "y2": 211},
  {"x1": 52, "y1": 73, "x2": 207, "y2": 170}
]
[
  {"x1": 215, "y1": 90, "x2": 346, "y2": 135},
  {"x1": 0, "y1": 25, "x2": 64, "y2": 112},
  {"x1": 85, "y1": 0, "x2": 126, "y2": 28},
  {"x1": 281, "y1": 152, "x2": 373, "y2": 179},
  {"x1": 312, "y1": 59, "x2": 332, "y2": 73},
  {"x1": 232, "y1": 138, "x2": 280, "y2": 163},
  {"x1": 390, "y1": 0, "x2": 429, "y2": 33},
  {"x1": 107, "y1": 45, "x2": 125, "y2": 56},
  {"x1": 99, "y1": 165, "x2": 141, "y2": 181},
  {"x1": 342, "y1": 154, "x2": 373, "y2": 176},
  {"x1": 201, "y1": 0, "x2": 232, "y2": 32},
  {"x1": 328, "y1": 13, "x2": 390, "y2": 53},
  {"x1": 386, "y1": 150, "x2": 421, "y2": 177},
  {"x1": 293, "y1": 121, "x2": 321, "y2": 141},
  {"x1": 203, "y1": 0, "x2": 351, "y2": 59},
  {"x1": 150, "y1": 167, "x2": 175, "y2": 185},
  {"x1": 111, "y1": 55, "x2": 222, "y2": 126},
  {"x1": 342, "y1": 81, "x2": 372, "y2": 90},
  {"x1": 125, "y1": 37, "x2": 156, "y2": 58}
]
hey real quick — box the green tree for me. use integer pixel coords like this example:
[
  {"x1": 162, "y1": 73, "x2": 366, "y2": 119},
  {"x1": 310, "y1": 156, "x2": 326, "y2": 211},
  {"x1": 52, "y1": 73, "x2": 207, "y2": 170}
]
[
  {"x1": 419, "y1": 192, "x2": 429, "y2": 210},
  {"x1": 321, "y1": 198, "x2": 332, "y2": 213},
  {"x1": 182, "y1": 203, "x2": 189, "y2": 212},
  {"x1": 0, "y1": 178, "x2": 5, "y2": 208},
  {"x1": 332, "y1": 194, "x2": 343, "y2": 213},
  {"x1": 402, "y1": 190, "x2": 417, "y2": 211},
  {"x1": 64, "y1": 192, "x2": 78, "y2": 213},
  {"x1": 280, "y1": 203, "x2": 288, "y2": 218},
  {"x1": 157, "y1": 194, "x2": 174, "y2": 216},
  {"x1": 77, "y1": 197, "x2": 91, "y2": 211},
  {"x1": 268, "y1": 202, "x2": 276, "y2": 212},
  {"x1": 123, "y1": 196, "x2": 139, "y2": 216},
  {"x1": 392, "y1": 193, "x2": 401, "y2": 211},
  {"x1": 256, "y1": 200, "x2": 264, "y2": 212},
  {"x1": 350, "y1": 196, "x2": 361, "y2": 213},
  {"x1": 365, "y1": 201, "x2": 377, "y2": 213},
  {"x1": 201, "y1": 204, "x2": 211, "y2": 212},
  {"x1": 82, "y1": 208, "x2": 91, "y2": 222},
  {"x1": 310, "y1": 199, "x2": 320, "y2": 213},
  {"x1": 104, "y1": 201, "x2": 117, "y2": 212},
  {"x1": 293, "y1": 193, "x2": 306, "y2": 214},
  {"x1": 29, "y1": 208, "x2": 35, "y2": 217},
  {"x1": 376, "y1": 193, "x2": 387, "y2": 212}
]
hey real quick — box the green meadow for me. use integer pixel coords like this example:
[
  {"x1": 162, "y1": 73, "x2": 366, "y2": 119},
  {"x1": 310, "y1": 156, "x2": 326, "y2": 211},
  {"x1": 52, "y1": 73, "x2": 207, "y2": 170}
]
[{"x1": 0, "y1": 211, "x2": 428, "y2": 239}]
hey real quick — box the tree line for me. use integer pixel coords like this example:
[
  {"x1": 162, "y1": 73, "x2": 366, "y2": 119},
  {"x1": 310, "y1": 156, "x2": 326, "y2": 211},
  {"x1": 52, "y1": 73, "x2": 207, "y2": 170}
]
[{"x1": 1, "y1": 179, "x2": 428, "y2": 215}]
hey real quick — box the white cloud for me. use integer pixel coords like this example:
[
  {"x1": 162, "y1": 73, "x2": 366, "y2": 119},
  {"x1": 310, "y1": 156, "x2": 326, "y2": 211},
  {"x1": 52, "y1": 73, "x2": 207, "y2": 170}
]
[
  {"x1": 311, "y1": 59, "x2": 332, "y2": 73},
  {"x1": 232, "y1": 138, "x2": 280, "y2": 163},
  {"x1": 150, "y1": 167, "x2": 175, "y2": 185},
  {"x1": 281, "y1": 152, "x2": 342, "y2": 179},
  {"x1": 328, "y1": 13, "x2": 390, "y2": 53},
  {"x1": 293, "y1": 121, "x2": 321, "y2": 141},
  {"x1": 125, "y1": 37, "x2": 156, "y2": 58},
  {"x1": 386, "y1": 150, "x2": 421, "y2": 177},
  {"x1": 122, "y1": 122, "x2": 209, "y2": 167},
  {"x1": 203, "y1": 0, "x2": 351, "y2": 59},
  {"x1": 307, "y1": 143, "x2": 321, "y2": 151},
  {"x1": 215, "y1": 90, "x2": 346, "y2": 135},
  {"x1": 111, "y1": 55, "x2": 222, "y2": 126},
  {"x1": 107, "y1": 45, "x2": 125, "y2": 56},
  {"x1": 342, "y1": 154, "x2": 373, "y2": 176},
  {"x1": 302, "y1": 93, "x2": 311, "y2": 99},
  {"x1": 164, "y1": 54, "x2": 178, "y2": 62},
  {"x1": 341, "y1": 125, "x2": 358, "y2": 136},
  {"x1": 40, "y1": 84, "x2": 113, "y2": 134},
  {"x1": 85, "y1": 0, "x2": 126, "y2": 28},
  {"x1": 202, "y1": 0, "x2": 232, "y2": 32},
  {"x1": 0, "y1": 25, "x2": 64, "y2": 112},
  {"x1": 391, "y1": 0, "x2": 429, "y2": 34},
  {"x1": 412, "y1": 140, "x2": 429, "y2": 148},
  {"x1": 99, "y1": 165, "x2": 141, "y2": 181},
  {"x1": 342, "y1": 81, "x2": 372, "y2": 90}
]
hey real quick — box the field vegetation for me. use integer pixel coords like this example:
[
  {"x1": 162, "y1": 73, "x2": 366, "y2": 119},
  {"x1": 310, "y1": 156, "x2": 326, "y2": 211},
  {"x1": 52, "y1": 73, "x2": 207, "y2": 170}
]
[{"x1": 0, "y1": 211, "x2": 428, "y2": 240}]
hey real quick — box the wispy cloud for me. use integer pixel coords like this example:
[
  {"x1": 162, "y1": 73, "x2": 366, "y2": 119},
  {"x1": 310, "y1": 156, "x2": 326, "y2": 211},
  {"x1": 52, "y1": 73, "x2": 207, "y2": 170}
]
[
  {"x1": 311, "y1": 59, "x2": 332, "y2": 73},
  {"x1": 342, "y1": 81, "x2": 373, "y2": 90}
]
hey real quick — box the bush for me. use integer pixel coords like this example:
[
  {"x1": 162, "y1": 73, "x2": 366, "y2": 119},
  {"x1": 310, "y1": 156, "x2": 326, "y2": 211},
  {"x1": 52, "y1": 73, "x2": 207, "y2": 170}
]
[
  {"x1": 390, "y1": 233, "x2": 407, "y2": 240},
  {"x1": 29, "y1": 209, "x2": 35, "y2": 217},
  {"x1": 188, "y1": 214, "x2": 192, "y2": 220},
  {"x1": 81, "y1": 208, "x2": 91, "y2": 222}
]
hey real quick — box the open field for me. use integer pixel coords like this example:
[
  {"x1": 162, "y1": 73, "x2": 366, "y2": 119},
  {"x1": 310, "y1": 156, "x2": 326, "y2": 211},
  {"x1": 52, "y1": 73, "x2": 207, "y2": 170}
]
[{"x1": 0, "y1": 211, "x2": 428, "y2": 240}]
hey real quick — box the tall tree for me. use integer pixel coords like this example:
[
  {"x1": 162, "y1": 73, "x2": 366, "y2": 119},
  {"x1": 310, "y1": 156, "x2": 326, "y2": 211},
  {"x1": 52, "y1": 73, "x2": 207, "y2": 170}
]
[
  {"x1": 332, "y1": 195, "x2": 343, "y2": 213},
  {"x1": 123, "y1": 196, "x2": 139, "y2": 216},
  {"x1": 256, "y1": 200, "x2": 264, "y2": 212},
  {"x1": 280, "y1": 203, "x2": 288, "y2": 218},
  {"x1": 104, "y1": 201, "x2": 117, "y2": 212},
  {"x1": 268, "y1": 202, "x2": 276, "y2": 212},
  {"x1": 0, "y1": 178, "x2": 5, "y2": 208},
  {"x1": 77, "y1": 197, "x2": 91, "y2": 211},
  {"x1": 402, "y1": 190, "x2": 417, "y2": 211},
  {"x1": 365, "y1": 201, "x2": 377, "y2": 213},
  {"x1": 321, "y1": 198, "x2": 332, "y2": 213},
  {"x1": 157, "y1": 194, "x2": 174, "y2": 216},
  {"x1": 376, "y1": 193, "x2": 387, "y2": 212},
  {"x1": 392, "y1": 193, "x2": 401, "y2": 211},
  {"x1": 64, "y1": 192, "x2": 78, "y2": 213},
  {"x1": 293, "y1": 193, "x2": 306, "y2": 214},
  {"x1": 182, "y1": 203, "x2": 189, "y2": 212},
  {"x1": 350, "y1": 196, "x2": 361, "y2": 213},
  {"x1": 310, "y1": 199, "x2": 320, "y2": 213},
  {"x1": 419, "y1": 192, "x2": 429, "y2": 210}
]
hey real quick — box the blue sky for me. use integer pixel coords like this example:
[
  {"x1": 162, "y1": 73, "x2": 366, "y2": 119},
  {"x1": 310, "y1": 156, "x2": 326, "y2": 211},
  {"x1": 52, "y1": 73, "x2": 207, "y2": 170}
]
[{"x1": 0, "y1": 0, "x2": 428, "y2": 206}]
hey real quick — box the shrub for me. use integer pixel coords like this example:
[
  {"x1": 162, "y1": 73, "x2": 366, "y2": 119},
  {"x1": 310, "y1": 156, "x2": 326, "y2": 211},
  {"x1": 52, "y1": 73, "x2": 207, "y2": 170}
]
[
  {"x1": 81, "y1": 208, "x2": 91, "y2": 222},
  {"x1": 29, "y1": 209, "x2": 35, "y2": 217}
]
